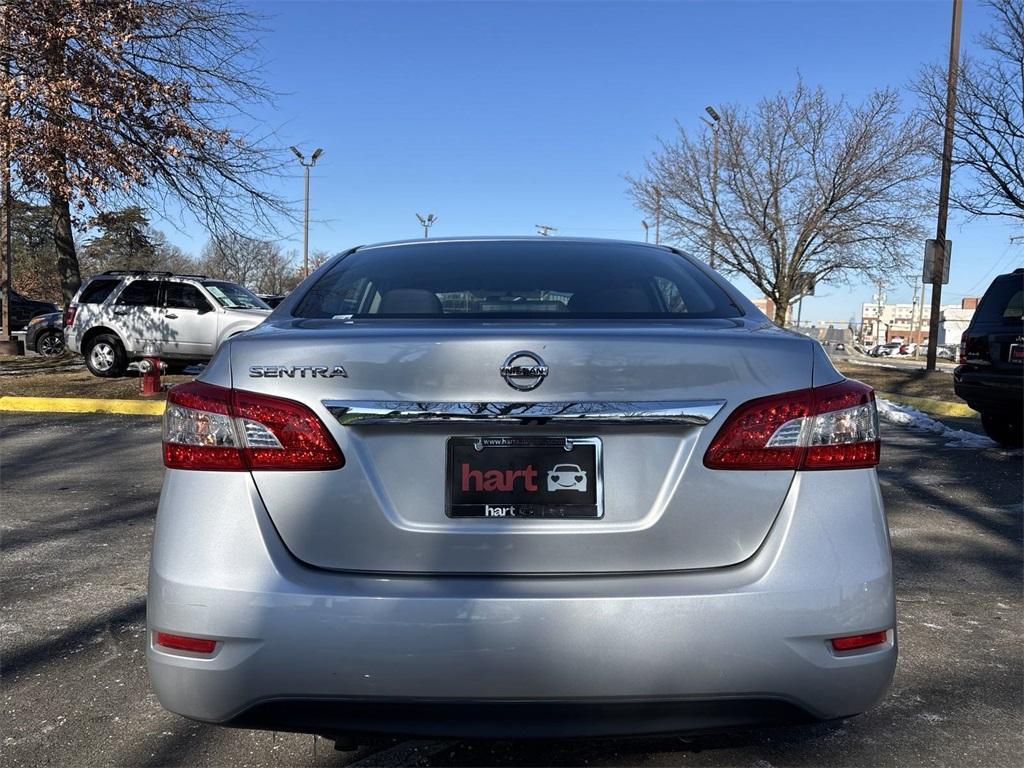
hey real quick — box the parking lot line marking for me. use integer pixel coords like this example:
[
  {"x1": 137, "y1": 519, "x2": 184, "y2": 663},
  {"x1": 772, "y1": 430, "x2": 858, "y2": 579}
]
[
  {"x1": 0, "y1": 396, "x2": 165, "y2": 416},
  {"x1": 875, "y1": 391, "x2": 977, "y2": 418}
]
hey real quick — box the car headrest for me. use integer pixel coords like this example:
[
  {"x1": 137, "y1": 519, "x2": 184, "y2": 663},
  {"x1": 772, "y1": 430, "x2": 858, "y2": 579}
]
[
  {"x1": 567, "y1": 287, "x2": 654, "y2": 314},
  {"x1": 378, "y1": 289, "x2": 443, "y2": 315}
]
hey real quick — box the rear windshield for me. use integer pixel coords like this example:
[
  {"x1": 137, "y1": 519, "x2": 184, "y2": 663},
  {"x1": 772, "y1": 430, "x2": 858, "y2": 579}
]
[
  {"x1": 295, "y1": 241, "x2": 741, "y2": 319},
  {"x1": 975, "y1": 274, "x2": 1024, "y2": 324}
]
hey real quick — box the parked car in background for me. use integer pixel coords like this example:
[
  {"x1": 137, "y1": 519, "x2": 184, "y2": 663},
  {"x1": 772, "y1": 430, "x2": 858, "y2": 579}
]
[
  {"x1": 256, "y1": 293, "x2": 286, "y2": 308},
  {"x1": 65, "y1": 270, "x2": 271, "y2": 377},
  {"x1": 24, "y1": 312, "x2": 65, "y2": 357},
  {"x1": 869, "y1": 342, "x2": 900, "y2": 357},
  {"x1": 954, "y1": 269, "x2": 1024, "y2": 447},
  {"x1": 834, "y1": 342, "x2": 846, "y2": 351},
  {"x1": 149, "y1": 237, "x2": 895, "y2": 741},
  {"x1": 0, "y1": 288, "x2": 59, "y2": 332}
]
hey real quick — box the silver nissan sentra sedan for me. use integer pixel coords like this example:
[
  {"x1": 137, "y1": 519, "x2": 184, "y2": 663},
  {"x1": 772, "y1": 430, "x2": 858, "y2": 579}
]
[{"x1": 147, "y1": 237, "x2": 895, "y2": 740}]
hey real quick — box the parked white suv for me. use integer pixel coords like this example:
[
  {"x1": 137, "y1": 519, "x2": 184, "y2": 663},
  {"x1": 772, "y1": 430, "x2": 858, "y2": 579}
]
[{"x1": 65, "y1": 271, "x2": 272, "y2": 377}]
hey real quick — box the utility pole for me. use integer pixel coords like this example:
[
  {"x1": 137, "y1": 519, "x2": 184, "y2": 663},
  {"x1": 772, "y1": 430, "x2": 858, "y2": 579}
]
[
  {"x1": 535, "y1": 224, "x2": 557, "y2": 237},
  {"x1": 416, "y1": 213, "x2": 436, "y2": 239},
  {"x1": 874, "y1": 277, "x2": 887, "y2": 345},
  {"x1": 702, "y1": 106, "x2": 721, "y2": 269},
  {"x1": 910, "y1": 278, "x2": 921, "y2": 356},
  {"x1": 641, "y1": 220, "x2": 650, "y2": 243},
  {"x1": 926, "y1": 0, "x2": 962, "y2": 372},
  {"x1": 290, "y1": 146, "x2": 324, "y2": 278}
]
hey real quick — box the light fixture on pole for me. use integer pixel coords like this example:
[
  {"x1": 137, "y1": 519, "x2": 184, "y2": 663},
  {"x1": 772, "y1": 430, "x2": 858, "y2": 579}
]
[
  {"x1": 535, "y1": 224, "x2": 557, "y2": 237},
  {"x1": 641, "y1": 219, "x2": 650, "y2": 243},
  {"x1": 702, "y1": 105, "x2": 721, "y2": 269},
  {"x1": 416, "y1": 213, "x2": 436, "y2": 238},
  {"x1": 290, "y1": 145, "x2": 324, "y2": 278}
]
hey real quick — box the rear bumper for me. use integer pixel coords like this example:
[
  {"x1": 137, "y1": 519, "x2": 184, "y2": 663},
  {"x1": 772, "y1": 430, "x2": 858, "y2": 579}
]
[
  {"x1": 147, "y1": 468, "x2": 897, "y2": 735},
  {"x1": 954, "y1": 366, "x2": 1024, "y2": 414},
  {"x1": 65, "y1": 327, "x2": 80, "y2": 354},
  {"x1": 226, "y1": 698, "x2": 814, "y2": 739}
]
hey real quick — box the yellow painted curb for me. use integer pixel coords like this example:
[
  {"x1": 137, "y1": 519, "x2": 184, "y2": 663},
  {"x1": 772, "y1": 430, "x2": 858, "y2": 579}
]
[
  {"x1": 0, "y1": 396, "x2": 165, "y2": 416},
  {"x1": 876, "y1": 391, "x2": 977, "y2": 419}
]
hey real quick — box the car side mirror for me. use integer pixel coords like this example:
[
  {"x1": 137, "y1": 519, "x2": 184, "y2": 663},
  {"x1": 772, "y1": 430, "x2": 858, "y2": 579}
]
[{"x1": 197, "y1": 304, "x2": 213, "y2": 315}]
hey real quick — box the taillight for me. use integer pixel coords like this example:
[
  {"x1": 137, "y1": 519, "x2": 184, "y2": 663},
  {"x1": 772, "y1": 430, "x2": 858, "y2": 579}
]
[
  {"x1": 959, "y1": 331, "x2": 969, "y2": 364},
  {"x1": 63, "y1": 304, "x2": 77, "y2": 327},
  {"x1": 163, "y1": 381, "x2": 344, "y2": 471},
  {"x1": 704, "y1": 379, "x2": 879, "y2": 470}
]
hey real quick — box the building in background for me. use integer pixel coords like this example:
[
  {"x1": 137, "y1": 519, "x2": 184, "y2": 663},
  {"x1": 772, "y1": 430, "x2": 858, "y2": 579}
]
[
  {"x1": 938, "y1": 297, "x2": 980, "y2": 345},
  {"x1": 749, "y1": 296, "x2": 792, "y2": 325},
  {"x1": 861, "y1": 297, "x2": 977, "y2": 345}
]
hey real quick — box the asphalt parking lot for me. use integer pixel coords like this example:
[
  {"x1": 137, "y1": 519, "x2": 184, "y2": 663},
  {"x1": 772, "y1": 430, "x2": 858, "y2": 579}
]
[{"x1": 1, "y1": 412, "x2": 1021, "y2": 767}]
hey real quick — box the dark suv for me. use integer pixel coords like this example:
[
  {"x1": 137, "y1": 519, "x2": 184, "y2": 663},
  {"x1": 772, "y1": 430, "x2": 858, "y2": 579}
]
[
  {"x1": 0, "y1": 287, "x2": 60, "y2": 332},
  {"x1": 954, "y1": 269, "x2": 1024, "y2": 447}
]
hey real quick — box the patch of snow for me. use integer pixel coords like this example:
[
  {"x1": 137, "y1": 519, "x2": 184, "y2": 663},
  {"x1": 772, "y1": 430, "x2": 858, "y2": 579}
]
[{"x1": 876, "y1": 397, "x2": 997, "y2": 449}]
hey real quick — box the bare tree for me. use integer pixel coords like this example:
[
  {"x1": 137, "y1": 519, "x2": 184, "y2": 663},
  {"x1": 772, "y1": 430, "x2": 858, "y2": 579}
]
[
  {"x1": 199, "y1": 233, "x2": 297, "y2": 293},
  {"x1": 915, "y1": 0, "x2": 1023, "y2": 222},
  {"x1": 628, "y1": 81, "x2": 934, "y2": 326},
  {"x1": 1, "y1": 0, "x2": 290, "y2": 303}
]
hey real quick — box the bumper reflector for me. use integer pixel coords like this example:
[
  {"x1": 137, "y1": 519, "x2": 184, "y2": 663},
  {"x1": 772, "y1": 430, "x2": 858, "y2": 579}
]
[
  {"x1": 154, "y1": 631, "x2": 217, "y2": 654},
  {"x1": 830, "y1": 631, "x2": 888, "y2": 652}
]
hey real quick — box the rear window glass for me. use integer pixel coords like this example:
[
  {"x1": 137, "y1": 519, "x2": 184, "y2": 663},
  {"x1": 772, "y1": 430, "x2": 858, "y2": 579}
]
[
  {"x1": 976, "y1": 275, "x2": 1024, "y2": 323},
  {"x1": 295, "y1": 241, "x2": 741, "y2": 320},
  {"x1": 79, "y1": 279, "x2": 120, "y2": 304}
]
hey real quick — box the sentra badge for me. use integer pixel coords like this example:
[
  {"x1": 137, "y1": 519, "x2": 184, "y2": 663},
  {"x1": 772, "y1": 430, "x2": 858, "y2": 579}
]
[{"x1": 248, "y1": 365, "x2": 348, "y2": 379}]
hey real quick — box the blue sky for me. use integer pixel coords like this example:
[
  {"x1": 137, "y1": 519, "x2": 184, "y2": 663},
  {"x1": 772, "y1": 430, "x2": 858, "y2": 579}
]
[{"x1": 163, "y1": 0, "x2": 1022, "y2": 322}]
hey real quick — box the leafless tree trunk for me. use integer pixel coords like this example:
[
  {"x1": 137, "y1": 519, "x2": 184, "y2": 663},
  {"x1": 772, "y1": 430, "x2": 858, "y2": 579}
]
[
  {"x1": 628, "y1": 80, "x2": 934, "y2": 324},
  {"x1": 915, "y1": 0, "x2": 1024, "y2": 223}
]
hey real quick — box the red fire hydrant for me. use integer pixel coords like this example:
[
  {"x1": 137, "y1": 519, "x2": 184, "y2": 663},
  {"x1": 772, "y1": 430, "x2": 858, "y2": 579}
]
[{"x1": 139, "y1": 341, "x2": 163, "y2": 396}]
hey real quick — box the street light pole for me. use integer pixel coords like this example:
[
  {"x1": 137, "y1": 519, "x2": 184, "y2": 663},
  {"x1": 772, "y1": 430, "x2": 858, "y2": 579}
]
[
  {"x1": 703, "y1": 106, "x2": 721, "y2": 269},
  {"x1": 641, "y1": 220, "x2": 650, "y2": 243},
  {"x1": 416, "y1": 213, "x2": 436, "y2": 238},
  {"x1": 290, "y1": 146, "x2": 324, "y2": 278},
  {"x1": 926, "y1": 0, "x2": 962, "y2": 372}
]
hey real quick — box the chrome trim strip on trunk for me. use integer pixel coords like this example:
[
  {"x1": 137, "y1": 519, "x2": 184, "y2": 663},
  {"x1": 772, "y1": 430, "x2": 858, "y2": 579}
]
[{"x1": 324, "y1": 400, "x2": 726, "y2": 426}]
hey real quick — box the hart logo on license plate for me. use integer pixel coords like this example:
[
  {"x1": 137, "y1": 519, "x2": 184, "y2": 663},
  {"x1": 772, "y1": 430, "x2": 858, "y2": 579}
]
[{"x1": 446, "y1": 437, "x2": 603, "y2": 519}]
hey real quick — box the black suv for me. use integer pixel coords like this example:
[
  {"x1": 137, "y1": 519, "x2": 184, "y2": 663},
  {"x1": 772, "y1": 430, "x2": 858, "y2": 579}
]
[
  {"x1": 0, "y1": 287, "x2": 60, "y2": 332},
  {"x1": 953, "y1": 269, "x2": 1024, "y2": 447}
]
